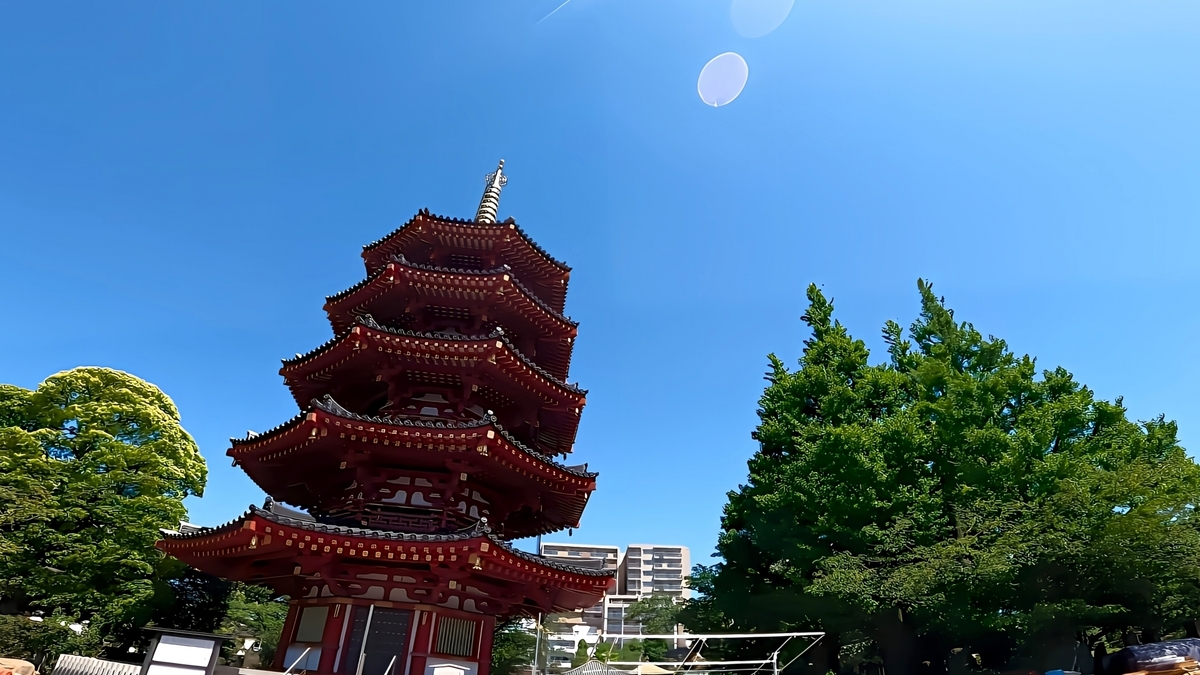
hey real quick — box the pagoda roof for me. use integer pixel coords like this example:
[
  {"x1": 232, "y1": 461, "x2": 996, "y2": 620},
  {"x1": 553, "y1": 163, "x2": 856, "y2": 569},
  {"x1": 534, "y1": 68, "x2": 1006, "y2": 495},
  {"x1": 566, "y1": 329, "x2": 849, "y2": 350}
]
[
  {"x1": 323, "y1": 256, "x2": 578, "y2": 379},
  {"x1": 284, "y1": 316, "x2": 583, "y2": 395},
  {"x1": 235, "y1": 395, "x2": 596, "y2": 479},
  {"x1": 227, "y1": 396, "x2": 596, "y2": 537},
  {"x1": 158, "y1": 502, "x2": 613, "y2": 614},
  {"x1": 327, "y1": 255, "x2": 577, "y2": 329},
  {"x1": 280, "y1": 316, "x2": 585, "y2": 454},
  {"x1": 361, "y1": 210, "x2": 570, "y2": 313}
]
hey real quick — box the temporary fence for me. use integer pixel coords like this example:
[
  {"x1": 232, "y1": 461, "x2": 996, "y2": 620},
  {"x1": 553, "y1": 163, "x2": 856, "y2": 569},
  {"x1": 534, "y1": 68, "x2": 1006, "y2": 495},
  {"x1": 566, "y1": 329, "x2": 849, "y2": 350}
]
[
  {"x1": 52, "y1": 655, "x2": 140, "y2": 675},
  {"x1": 592, "y1": 631, "x2": 825, "y2": 675}
]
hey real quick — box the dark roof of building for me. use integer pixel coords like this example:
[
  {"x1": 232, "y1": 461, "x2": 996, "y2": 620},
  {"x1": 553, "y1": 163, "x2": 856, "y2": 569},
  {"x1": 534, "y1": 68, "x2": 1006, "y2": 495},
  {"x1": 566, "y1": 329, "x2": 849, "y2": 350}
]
[
  {"x1": 323, "y1": 255, "x2": 577, "y2": 328},
  {"x1": 161, "y1": 500, "x2": 614, "y2": 579},
  {"x1": 317, "y1": 396, "x2": 596, "y2": 477},
  {"x1": 228, "y1": 395, "x2": 597, "y2": 479},
  {"x1": 562, "y1": 662, "x2": 633, "y2": 675},
  {"x1": 362, "y1": 210, "x2": 571, "y2": 273},
  {"x1": 280, "y1": 314, "x2": 586, "y2": 396}
]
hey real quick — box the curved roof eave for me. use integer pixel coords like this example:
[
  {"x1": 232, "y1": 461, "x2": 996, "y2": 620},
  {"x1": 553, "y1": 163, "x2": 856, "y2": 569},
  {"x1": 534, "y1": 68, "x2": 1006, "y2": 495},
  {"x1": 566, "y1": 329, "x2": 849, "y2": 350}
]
[
  {"x1": 324, "y1": 255, "x2": 578, "y2": 329},
  {"x1": 160, "y1": 503, "x2": 614, "y2": 580},
  {"x1": 281, "y1": 315, "x2": 587, "y2": 397},
  {"x1": 361, "y1": 210, "x2": 572, "y2": 274},
  {"x1": 229, "y1": 395, "x2": 597, "y2": 480}
]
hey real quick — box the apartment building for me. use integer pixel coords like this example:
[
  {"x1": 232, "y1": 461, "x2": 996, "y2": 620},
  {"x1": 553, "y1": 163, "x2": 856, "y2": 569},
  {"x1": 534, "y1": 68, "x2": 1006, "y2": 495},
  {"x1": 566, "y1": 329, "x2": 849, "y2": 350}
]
[
  {"x1": 545, "y1": 624, "x2": 600, "y2": 670},
  {"x1": 539, "y1": 542, "x2": 621, "y2": 572},
  {"x1": 539, "y1": 542, "x2": 690, "y2": 657},
  {"x1": 539, "y1": 543, "x2": 621, "y2": 632},
  {"x1": 600, "y1": 594, "x2": 642, "y2": 638},
  {"x1": 619, "y1": 544, "x2": 690, "y2": 598}
]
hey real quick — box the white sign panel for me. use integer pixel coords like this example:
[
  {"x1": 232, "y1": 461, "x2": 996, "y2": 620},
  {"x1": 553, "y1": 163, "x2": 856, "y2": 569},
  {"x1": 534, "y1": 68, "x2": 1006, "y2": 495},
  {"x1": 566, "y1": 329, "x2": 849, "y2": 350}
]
[
  {"x1": 425, "y1": 658, "x2": 477, "y2": 675},
  {"x1": 146, "y1": 664, "x2": 206, "y2": 675},
  {"x1": 152, "y1": 635, "x2": 218, "y2": 667}
]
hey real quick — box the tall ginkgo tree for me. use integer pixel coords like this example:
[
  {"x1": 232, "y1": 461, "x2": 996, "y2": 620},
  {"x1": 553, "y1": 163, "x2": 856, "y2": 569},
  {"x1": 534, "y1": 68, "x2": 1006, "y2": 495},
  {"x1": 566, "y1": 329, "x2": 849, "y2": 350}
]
[
  {"x1": 0, "y1": 367, "x2": 208, "y2": 643},
  {"x1": 692, "y1": 282, "x2": 1200, "y2": 675}
]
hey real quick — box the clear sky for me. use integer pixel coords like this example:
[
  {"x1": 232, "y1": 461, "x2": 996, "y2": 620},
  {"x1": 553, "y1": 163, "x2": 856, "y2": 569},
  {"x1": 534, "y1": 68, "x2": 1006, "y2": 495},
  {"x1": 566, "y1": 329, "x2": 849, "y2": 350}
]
[{"x1": 3, "y1": 1, "x2": 1200, "y2": 563}]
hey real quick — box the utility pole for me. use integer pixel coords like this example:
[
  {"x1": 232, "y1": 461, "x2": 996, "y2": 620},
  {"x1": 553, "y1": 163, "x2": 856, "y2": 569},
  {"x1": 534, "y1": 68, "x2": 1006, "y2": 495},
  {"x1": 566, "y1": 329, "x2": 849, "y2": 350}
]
[
  {"x1": 532, "y1": 533, "x2": 543, "y2": 675},
  {"x1": 532, "y1": 613, "x2": 543, "y2": 675}
]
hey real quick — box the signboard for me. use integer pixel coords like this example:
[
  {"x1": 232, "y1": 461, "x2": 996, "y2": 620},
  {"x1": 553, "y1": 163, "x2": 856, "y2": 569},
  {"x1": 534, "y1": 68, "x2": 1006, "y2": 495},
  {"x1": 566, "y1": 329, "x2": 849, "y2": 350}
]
[{"x1": 140, "y1": 629, "x2": 232, "y2": 675}]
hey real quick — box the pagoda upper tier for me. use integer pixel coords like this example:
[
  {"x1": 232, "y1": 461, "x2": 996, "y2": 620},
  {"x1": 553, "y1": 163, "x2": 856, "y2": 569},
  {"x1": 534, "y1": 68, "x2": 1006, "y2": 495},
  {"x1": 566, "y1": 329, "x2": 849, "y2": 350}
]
[
  {"x1": 228, "y1": 396, "x2": 595, "y2": 539},
  {"x1": 362, "y1": 210, "x2": 571, "y2": 315},
  {"x1": 280, "y1": 316, "x2": 584, "y2": 457},
  {"x1": 324, "y1": 254, "x2": 577, "y2": 380}
]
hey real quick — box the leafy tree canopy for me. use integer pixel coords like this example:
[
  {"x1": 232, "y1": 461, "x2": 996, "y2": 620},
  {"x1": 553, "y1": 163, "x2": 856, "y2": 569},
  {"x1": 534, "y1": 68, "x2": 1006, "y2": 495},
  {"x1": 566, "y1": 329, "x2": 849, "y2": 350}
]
[
  {"x1": 491, "y1": 617, "x2": 536, "y2": 675},
  {"x1": 694, "y1": 282, "x2": 1200, "y2": 674},
  {"x1": 0, "y1": 611, "x2": 103, "y2": 667},
  {"x1": 594, "y1": 640, "x2": 643, "y2": 664},
  {"x1": 0, "y1": 367, "x2": 207, "y2": 639},
  {"x1": 218, "y1": 583, "x2": 289, "y2": 665},
  {"x1": 627, "y1": 595, "x2": 681, "y2": 661},
  {"x1": 572, "y1": 639, "x2": 590, "y2": 668}
]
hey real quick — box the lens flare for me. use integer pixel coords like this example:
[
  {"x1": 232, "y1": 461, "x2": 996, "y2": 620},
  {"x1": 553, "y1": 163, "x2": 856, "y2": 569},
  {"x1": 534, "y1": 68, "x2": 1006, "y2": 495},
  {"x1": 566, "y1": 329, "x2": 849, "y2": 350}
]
[
  {"x1": 731, "y1": 0, "x2": 795, "y2": 38},
  {"x1": 697, "y1": 52, "x2": 749, "y2": 107}
]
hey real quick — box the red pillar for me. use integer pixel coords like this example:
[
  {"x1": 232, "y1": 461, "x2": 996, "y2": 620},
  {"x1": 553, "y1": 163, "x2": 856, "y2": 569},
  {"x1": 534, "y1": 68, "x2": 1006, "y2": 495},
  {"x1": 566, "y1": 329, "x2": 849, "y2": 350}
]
[
  {"x1": 476, "y1": 616, "x2": 495, "y2": 675},
  {"x1": 318, "y1": 602, "x2": 350, "y2": 674},
  {"x1": 408, "y1": 610, "x2": 436, "y2": 675},
  {"x1": 272, "y1": 601, "x2": 303, "y2": 670}
]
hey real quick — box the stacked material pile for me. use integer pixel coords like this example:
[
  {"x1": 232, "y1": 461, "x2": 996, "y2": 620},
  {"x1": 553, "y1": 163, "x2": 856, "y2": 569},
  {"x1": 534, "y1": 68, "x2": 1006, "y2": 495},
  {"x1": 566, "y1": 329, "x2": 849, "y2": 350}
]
[
  {"x1": 0, "y1": 659, "x2": 35, "y2": 675},
  {"x1": 1115, "y1": 640, "x2": 1200, "y2": 675},
  {"x1": 1126, "y1": 657, "x2": 1200, "y2": 675}
]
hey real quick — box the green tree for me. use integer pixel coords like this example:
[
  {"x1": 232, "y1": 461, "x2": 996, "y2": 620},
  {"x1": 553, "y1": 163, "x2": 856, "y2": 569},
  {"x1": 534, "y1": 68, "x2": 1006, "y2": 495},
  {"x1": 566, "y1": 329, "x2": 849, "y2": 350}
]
[
  {"x1": 572, "y1": 639, "x2": 590, "y2": 668},
  {"x1": 0, "y1": 368, "x2": 207, "y2": 643},
  {"x1": 627, "y1": 594, "x2": 680, "y2": 661},
  {"x1": 156, "y1": 569, "x2": 233, "y2": 634},
  {"x1": 0, "y1": 611, "x2": 103, "y2": 668},
  {"x1": 492, "y1": 617, "x2": 537, "y2": 675},
  {"x1": 594, "y1": 640, "x2": 642, "y2": 664},
  {"x1": 699, "y1": 282, "x2": 1200, "y2": 675},
  {"x1": 219, "y1": 583, "x2": 289, "y2": 665},
  {"x1": 617, "y1": 641, "x2": 643, "y2": 663}
]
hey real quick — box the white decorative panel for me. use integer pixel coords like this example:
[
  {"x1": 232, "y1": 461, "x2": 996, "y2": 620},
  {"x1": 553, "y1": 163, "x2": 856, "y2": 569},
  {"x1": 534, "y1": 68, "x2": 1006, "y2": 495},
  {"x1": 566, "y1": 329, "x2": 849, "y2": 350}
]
[
  {"x1": 152, "y1": 636, "x2": 217, "y2": 667},
  {"x1": 425, "y1": 658, "x2": 477, "y2": 675},
  {"x1": 146, "y1": 665, "x2": 205, "y2": 675}
]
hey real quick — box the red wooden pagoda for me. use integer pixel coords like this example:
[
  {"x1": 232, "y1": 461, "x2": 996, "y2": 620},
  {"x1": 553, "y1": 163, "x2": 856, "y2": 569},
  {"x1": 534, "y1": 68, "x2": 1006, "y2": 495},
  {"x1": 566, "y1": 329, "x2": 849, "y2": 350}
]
[{"x1": 158, "y1": 161, "x2": 613, "y2": 675}]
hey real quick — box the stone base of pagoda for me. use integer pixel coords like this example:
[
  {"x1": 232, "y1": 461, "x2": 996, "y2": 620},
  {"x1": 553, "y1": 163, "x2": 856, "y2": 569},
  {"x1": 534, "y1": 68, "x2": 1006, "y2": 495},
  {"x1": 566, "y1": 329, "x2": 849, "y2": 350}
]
[{"x1": 269, "y1": 597, "x2": 496, "y2": 675}]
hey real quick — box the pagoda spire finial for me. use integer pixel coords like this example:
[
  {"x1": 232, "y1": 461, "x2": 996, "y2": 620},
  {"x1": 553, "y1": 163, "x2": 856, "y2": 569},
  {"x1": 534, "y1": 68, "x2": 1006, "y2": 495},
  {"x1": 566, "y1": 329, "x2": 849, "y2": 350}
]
[{"x1": 475, "y1": 159, "x2": 507, "y2": 223}]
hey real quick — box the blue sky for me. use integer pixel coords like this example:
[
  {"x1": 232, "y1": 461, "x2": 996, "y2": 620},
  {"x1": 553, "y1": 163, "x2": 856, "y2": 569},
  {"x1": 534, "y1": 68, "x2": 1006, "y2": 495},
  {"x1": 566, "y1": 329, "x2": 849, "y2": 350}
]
[{"x1": 3, "y1": 0, "x2": 1200, "y2": 563}]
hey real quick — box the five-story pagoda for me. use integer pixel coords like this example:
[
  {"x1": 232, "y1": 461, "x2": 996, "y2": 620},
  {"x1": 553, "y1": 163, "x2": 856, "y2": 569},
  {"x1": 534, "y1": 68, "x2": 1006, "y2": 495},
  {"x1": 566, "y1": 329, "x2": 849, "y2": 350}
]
[{"x1": 158, "y1": 162, "x2": 613, "y2": 675}]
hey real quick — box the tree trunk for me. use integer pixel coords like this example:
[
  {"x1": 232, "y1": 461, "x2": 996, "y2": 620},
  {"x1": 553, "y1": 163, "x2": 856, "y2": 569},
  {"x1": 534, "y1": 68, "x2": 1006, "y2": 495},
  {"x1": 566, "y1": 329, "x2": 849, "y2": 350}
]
[
  {"x1": 876, "y1": 610, "x2": 917, "y2": 675},
  {"x1": 915, "y1": 632, "x2": 949, "y2": 675},
  {"x1": 825, "y1": 632, "x2": 842, "y2": 675},
  {"x1": 808, "y1": 632, "x2": 841, "y2": 675}
]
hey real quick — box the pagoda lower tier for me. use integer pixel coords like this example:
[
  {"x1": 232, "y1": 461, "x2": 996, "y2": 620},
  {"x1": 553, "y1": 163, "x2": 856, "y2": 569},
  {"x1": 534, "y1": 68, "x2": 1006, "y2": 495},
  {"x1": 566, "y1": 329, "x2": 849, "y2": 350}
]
[
  {"x1": 229, "y1": 397, "x2": 596, "y2": 539},
  {"x1": 158, "y1": 503, "x2": 612, "y2": 675}
]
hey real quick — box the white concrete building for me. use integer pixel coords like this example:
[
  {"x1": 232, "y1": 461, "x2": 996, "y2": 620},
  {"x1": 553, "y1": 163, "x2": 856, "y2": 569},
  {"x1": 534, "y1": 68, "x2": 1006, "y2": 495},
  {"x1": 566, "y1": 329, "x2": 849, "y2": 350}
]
[
  {"x1": 545, "y1": 623, "x2": 600, "y2": 670},
  {"x1": 601, "y1": 594, "x2": 642, "y2": 638},
  {"x1": 619, "y1": 544, "x2": 690, "y2": 598},
  {"x1": 539, "y1": 543, "x2": 621, "y2": 633},
  {"x1": 539, "y1": 542, "x2": 690, "y2": 651}
]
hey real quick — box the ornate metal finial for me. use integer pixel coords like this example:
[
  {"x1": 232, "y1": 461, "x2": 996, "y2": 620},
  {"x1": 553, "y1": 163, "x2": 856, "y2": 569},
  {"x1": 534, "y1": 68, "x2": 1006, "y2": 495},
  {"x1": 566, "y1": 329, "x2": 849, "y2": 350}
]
[{"x1": 475, "y1": 160, "x2": 507, "y2": 223}]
